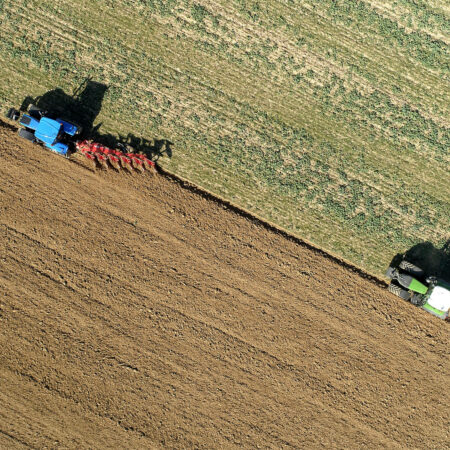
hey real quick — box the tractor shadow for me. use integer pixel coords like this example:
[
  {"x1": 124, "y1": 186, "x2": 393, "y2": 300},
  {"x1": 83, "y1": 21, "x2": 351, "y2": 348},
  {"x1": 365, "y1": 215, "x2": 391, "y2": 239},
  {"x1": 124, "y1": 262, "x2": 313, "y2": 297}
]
[
  {"x1": 20, "y1": 78, "x2": 108, "y2": 139},
  {"x1": 19, "y1": 77, "x2": 174, "y2": 161},
  {"x1": 389, "y1": 240, "x2": 450, "y2": 283}
]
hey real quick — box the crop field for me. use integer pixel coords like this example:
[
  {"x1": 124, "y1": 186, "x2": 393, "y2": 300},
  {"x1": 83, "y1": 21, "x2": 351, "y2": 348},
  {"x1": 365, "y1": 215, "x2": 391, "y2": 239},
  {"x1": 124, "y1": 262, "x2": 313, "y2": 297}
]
[{"x1": 0, "y1": 0, "x2": 449, "y2": 276}]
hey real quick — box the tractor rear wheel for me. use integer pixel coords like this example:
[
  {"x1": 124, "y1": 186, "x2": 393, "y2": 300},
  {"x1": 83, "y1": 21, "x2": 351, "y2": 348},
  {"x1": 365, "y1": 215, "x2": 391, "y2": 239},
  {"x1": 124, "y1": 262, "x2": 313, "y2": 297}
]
[
  {"x1": 388, "y1": 283, "x2": 411, "y2": 300},
  {"x1": 399, "y1": 260, "x2": 425, "y2": 278},
  {"x1": 18, "y1": 128, "x2": 36, "y2": 142}
]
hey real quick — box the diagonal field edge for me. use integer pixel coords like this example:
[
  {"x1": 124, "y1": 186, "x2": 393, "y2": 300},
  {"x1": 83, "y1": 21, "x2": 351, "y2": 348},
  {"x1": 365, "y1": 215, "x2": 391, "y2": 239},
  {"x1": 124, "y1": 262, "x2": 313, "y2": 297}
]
[{"x1": 0, "y1": 118, "x2": 387, "y2": 289}]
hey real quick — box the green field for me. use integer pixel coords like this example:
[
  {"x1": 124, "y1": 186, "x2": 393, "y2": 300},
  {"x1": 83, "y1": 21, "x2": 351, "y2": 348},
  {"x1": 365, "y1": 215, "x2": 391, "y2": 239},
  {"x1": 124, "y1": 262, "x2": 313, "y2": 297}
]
[{"x1": 0, "y1": 0, "x2": 449, "y2": 276}]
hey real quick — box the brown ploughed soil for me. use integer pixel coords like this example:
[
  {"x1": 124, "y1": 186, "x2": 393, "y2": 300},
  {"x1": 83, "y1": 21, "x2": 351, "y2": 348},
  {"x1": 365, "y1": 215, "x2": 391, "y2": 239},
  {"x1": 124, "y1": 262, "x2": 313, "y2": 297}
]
[{"x1": 0, "y1": 120, "x2": 448, "y2": 449}]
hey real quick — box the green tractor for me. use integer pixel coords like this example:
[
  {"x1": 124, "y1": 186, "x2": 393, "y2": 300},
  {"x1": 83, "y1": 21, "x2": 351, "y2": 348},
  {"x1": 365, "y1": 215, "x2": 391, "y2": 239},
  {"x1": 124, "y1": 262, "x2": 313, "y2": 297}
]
[{"x1": 386, "y1": 260, "x2": 450, "y2": 320}]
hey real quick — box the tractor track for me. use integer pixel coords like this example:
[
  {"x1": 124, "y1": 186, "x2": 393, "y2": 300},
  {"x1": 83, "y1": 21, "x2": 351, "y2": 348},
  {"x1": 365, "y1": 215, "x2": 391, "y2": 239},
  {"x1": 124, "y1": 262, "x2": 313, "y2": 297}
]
[{"x1": 0, "y1": 119, "x2": 449, "y2": 448}]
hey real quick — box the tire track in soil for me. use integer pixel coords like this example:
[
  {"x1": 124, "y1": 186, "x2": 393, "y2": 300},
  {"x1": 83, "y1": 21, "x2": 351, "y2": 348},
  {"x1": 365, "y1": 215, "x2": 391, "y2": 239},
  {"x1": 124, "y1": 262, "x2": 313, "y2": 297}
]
[{"x1": 0, "y1": 121, "x2": 449, "y2": 448}]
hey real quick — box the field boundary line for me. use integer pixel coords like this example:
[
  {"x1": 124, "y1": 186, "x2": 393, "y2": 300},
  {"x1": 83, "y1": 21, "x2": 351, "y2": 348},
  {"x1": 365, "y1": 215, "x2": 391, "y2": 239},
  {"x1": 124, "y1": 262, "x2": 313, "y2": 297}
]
[
  {"x1": 156, "y1": 164, "x2": 387, "y2": 288},
  {"x1": 0, "y1": 117, "x2": 387, "y2": 289}
]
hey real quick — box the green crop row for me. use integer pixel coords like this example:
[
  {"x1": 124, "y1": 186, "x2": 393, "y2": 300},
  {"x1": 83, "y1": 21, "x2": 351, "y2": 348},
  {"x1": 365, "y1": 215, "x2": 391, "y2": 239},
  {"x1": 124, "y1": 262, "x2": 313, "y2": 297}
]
[{"x1": 324, "y1": 0, "x2": 449, "y2": 72}]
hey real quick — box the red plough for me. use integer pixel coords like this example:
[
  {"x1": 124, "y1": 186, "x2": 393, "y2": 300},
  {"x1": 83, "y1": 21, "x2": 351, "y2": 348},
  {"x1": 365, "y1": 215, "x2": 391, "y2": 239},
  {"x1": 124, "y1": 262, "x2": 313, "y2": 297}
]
[{"x1": 74, "y1": 140, "x2": 156, "y2": 174}]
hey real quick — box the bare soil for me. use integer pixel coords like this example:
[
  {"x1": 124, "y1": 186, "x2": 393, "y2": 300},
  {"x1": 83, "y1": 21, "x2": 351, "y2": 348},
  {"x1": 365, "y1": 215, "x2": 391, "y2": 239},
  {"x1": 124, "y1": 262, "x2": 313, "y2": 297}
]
[{"x1": 0, "y1": 121, "x2": 448, "y2": 449}]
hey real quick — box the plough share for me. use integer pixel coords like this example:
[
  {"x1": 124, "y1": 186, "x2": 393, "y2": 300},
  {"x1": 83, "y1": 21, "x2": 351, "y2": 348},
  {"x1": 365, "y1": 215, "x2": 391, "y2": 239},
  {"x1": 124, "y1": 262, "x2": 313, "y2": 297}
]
[{"x1": 75, "y1": 140, "x2": 156, "y2": 173}]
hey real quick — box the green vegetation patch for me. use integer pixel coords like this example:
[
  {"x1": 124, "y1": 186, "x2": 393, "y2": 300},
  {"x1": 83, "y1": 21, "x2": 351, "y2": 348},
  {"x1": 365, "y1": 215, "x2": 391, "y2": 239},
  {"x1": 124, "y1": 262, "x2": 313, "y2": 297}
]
[{"x1": 0, "y1": 0, "x2": 448, "y2": 275}]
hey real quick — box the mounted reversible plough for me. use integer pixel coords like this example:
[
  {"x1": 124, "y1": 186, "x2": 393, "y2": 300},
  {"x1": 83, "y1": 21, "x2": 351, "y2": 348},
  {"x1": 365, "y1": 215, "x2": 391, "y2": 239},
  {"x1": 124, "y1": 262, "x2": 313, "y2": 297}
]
[
  {"x1": 74, "y1": 140, "x2": 156, "y2": 173},
  {"x1": 7, "y1": 105, "x2": 156, "y2": 174}
]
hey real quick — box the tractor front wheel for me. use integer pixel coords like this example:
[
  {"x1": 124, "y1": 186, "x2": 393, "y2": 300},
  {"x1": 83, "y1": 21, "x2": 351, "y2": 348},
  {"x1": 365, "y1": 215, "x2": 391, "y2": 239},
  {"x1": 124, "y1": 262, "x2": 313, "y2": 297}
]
[
  {"x1": 388, "y1": 282, "x2": 411, "y2": 301},
  {"x1": 18, "y1": 128, "x2": 36, "y2": 142}
]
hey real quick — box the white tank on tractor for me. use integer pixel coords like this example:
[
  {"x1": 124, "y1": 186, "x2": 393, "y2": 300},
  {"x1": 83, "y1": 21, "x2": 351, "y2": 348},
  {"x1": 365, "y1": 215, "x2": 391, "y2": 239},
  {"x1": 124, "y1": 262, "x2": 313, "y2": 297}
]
[{"x1": 386, "y1": 260, "x2": 450, "y2": 320}]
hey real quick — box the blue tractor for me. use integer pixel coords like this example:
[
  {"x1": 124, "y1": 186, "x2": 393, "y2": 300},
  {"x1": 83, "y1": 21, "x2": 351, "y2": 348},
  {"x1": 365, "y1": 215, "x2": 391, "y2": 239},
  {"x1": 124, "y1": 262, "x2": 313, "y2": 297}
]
[{"x1": 7, "y1": 105, "x2": 81, "y2": 156}]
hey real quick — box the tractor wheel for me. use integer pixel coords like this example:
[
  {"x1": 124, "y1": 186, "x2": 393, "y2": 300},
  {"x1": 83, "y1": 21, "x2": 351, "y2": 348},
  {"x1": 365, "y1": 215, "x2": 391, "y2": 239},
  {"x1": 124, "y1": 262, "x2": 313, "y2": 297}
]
[
  {"x1": 388, "y1": 283, "x2": 411, "y2": 300},
  {"x1": 385, "y1": 266, "x2": 396, "y2": 279},
  {"x1": 399, "y1": 260, "x2": 425, "y2": 278},
  {"x1": 410, "y1": 293, "x2": 426, "y2": 306},
  {"x1": 18, "y1": 128, "x2": 36, "y2": 142},
  {"x1": 28, "y1": 104, "x2": 45, "y2": 119}
]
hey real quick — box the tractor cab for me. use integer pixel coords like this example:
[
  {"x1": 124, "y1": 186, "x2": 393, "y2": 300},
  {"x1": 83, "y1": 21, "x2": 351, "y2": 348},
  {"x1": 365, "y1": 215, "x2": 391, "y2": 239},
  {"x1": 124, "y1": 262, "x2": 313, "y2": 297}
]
[
  {"x1": 13, "y1": 106, "x2": 80, "y2": 156},
  {"x1": 34, "y1": 117, "x2": 63, "y2": 145},
  {"x1": 29, "y1": 116, "x2": 70, "y2": 156}
]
